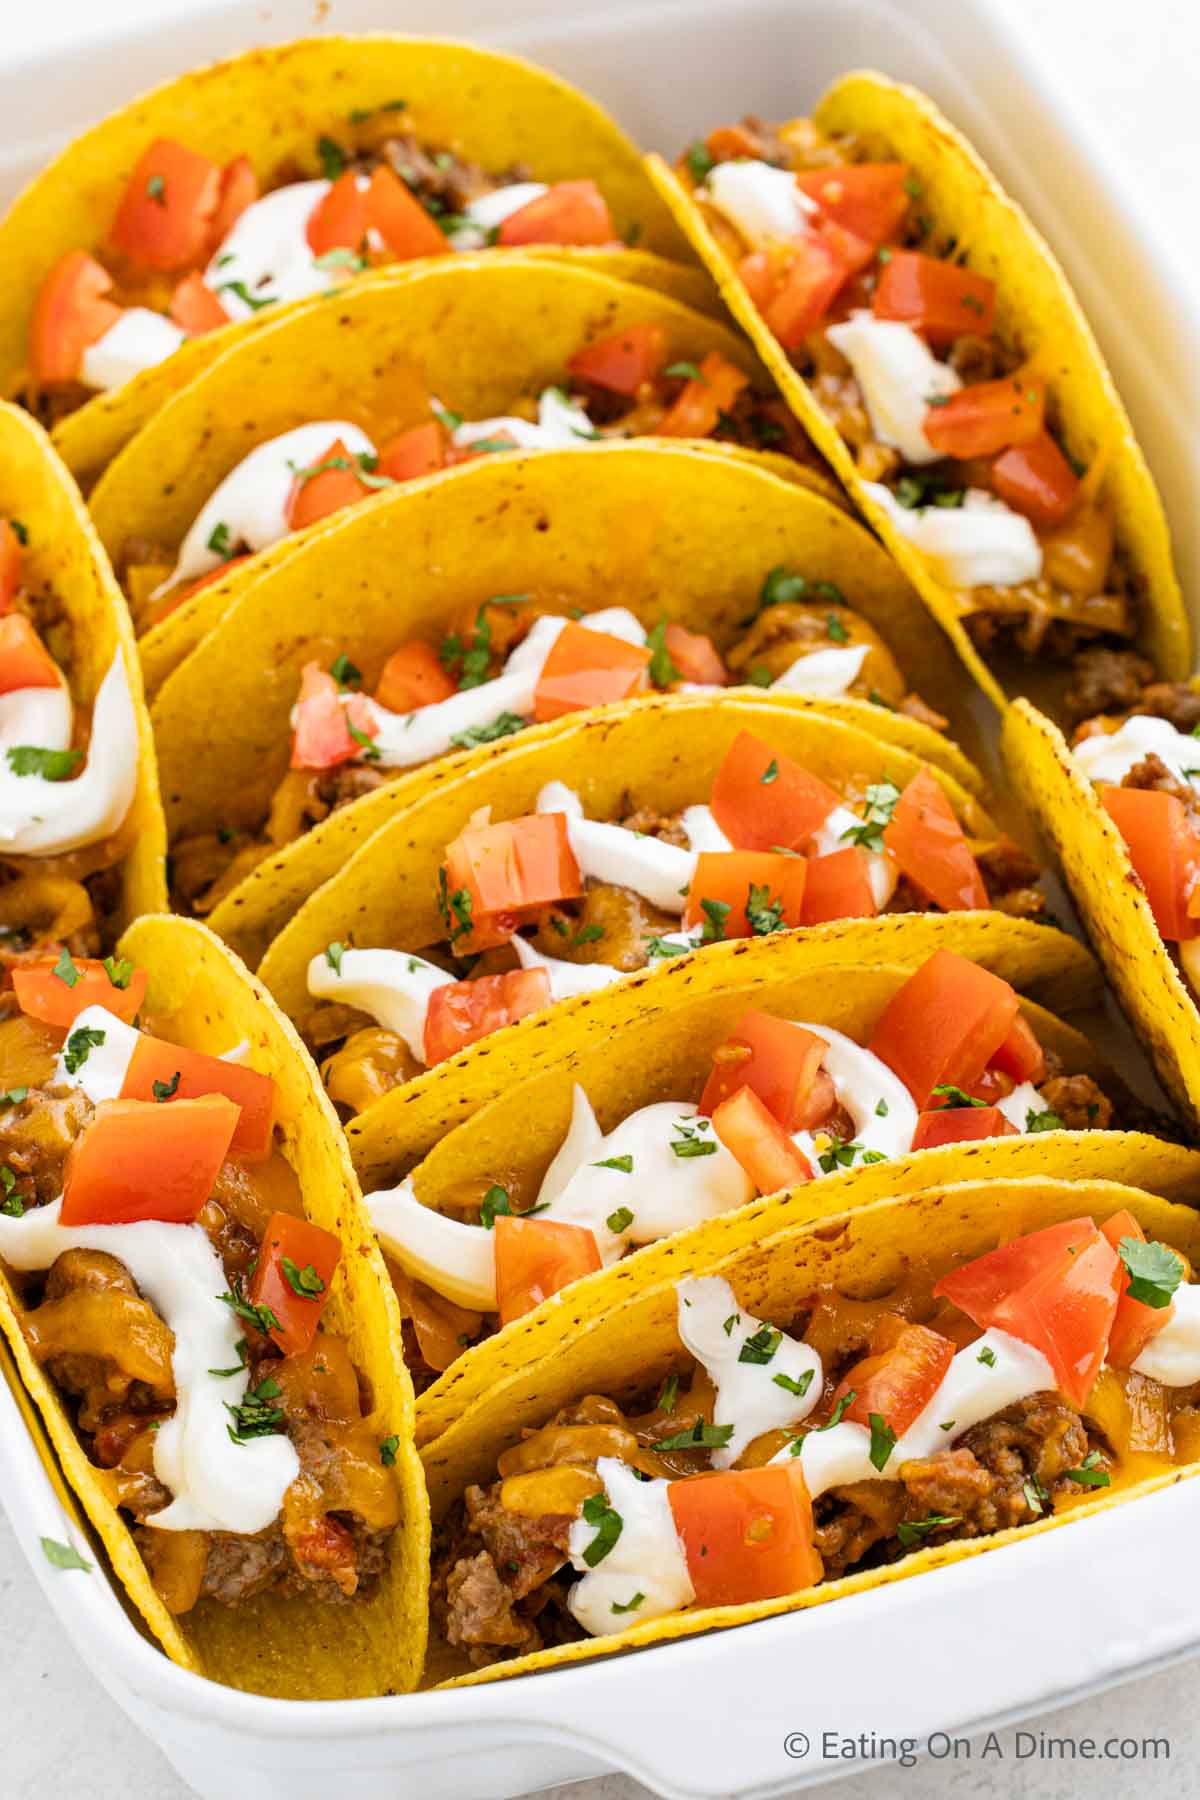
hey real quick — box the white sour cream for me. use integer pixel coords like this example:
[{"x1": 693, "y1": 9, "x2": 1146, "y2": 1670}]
[
  {"x1": 865, "y1": 482, "x2": 1043, "y2": 590},
  {"x1": 825, "y1": 314, "x2": 962, "y2": 466},
  {"x1": 1132, "y1": 1283, "x2": 1200, "y2": 1386},
  {"x1": 808, "y1": 805, "x2": 898, "y2": 910},
  {"x1": 567, "y1": 1455, "x2": 694, "y2": 1636},
  {"x1": 0, "y1": 652, "x2": 138, "y2": 856},
  {"x1": 80, "y1": 308, "x2": 188, "y2": 392},
  {"x1": 0, "y1": 1199, "x2": 299, "y2": 1533},
  {"x1": 536, "y1": 779, "x2": 697, "y2": 914},
  {"x1": 368, "y1": 1176, "x2": 499, "y2": 1311},
  {"x1": 306, "y1": 948, "x2": 452, "y2": 1062},
  {"x1": 701, "y1": 160, "x2": 815, "y2": 246},
  {"x1": 511, "y1": 934, "x2": 626, "y2": 1000},
  {"x1": 768, "y1": 644, "x2": 870, "y2": 700},
  {"x1": 53, "y1": 1004, "x2": 139, "y2": 1103},
  {"x1": 676, "y1": 1275, "x2": 821, "y2": 1468},
  {"x1": 449, "y1": 182, "x2": 549, "y2": 251},
  {"x1": 780, "y1": 1326, "x2": 1055, "y2": 1498},
  {"x1": 995, "y1": 1080, "x2": 1047, "y2": 1133},
  {"x1": 450, "y1": 387, "x2": 596, "y2": 453},
  {"x1": 162, "y1": 420, "x2": 377, "y2": 591},
  {"x1": 1073, "y1": 715, "x2": 1200, "y2": 789},
  {"x1": 789, "y1": 1023, "x2": 918, "y2": 1170},
  {"x1": 204, "y1": 179, "x2": 333, "y2": 320}
]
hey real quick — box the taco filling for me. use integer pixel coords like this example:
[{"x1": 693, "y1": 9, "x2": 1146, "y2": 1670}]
[
  {"x1": 368, "y1": 949, "x2": 1112, "y2": 1387},
  {"x1": 22, "y1": 112, "x2": 629, "y2": 422},
  {"x1": 171, "y1": 597, "x2": 948, "y2": 917},
  {"x1": 0, "y1": 520, "x2": 140, "y2": 956},
  {"x1": 673, "y1": 120, "x2": 1130, "y2": 677},
  {"x1": 302, "y1": 730, "x2": 1041, "y2": 1113},
  {"x1": 432, "y1": 1210, "x2": 1195, "y2": 1668},
  {"x1": 0, "y1": 948, "x2": 400, "y2": 1614},
  {"x1": 121, "y1": 337, "x2": 812, "y2": 633}
]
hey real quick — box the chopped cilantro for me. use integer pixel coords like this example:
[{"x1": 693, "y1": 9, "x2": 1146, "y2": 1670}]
[
  {"x1": 656, "y1": 1419, "x2": 735, "y2": 1452},
  {"x1": 840, "y1": 780, "x2": 901, "y2": 854},
  {"x1": 580, "y1": 1491, "x2": 624, "y2": 1566},
  {"x1": 894, "y1": 472, "x2": 965, "y2": 510},
  {"x1": 146, "y1": 173, "x2": 166, "y2": 206},
  {"x1": 817, "y1": 1390, "x2": 856, "y2": 1431},
  {"x1": 594, "y1": 1155, "x2": 634, "y2": 1174},
  {"x1": 281, "y1": 1256, "x2": 326, "y2": 1299},
  {"x1": 868, "y1": 1412, "x2": 897, "y2": 1472},
  {"x1": 977, "y1": 1344, "x2": 997, "y2": 1368},
  {"x1": 896, "y1": 1512, "x2": 960, "y2": 1549},
  {"x1": 610, "y1": 1590, "x2": 645, "y2": 1614},
  {"x1": 699, "y1": 896, "x2": 730, "y2": 943},
  {"x1": 0, "y1": 1165, "x2": 22, "y2": 1217},
  {"x1": 102, "y1": 955, "x2": 134, "y2": 990},
  {"x1": 325, "y1": 941, "x2": 346, "y2": 976},
  {"x1": 330, "y1": 652, "x2": 362, "y2": 689},
  {"x1": 671, "y1": 1118, "x2": 718, "y2": 1159},
  {"x1": 450, "y1": 710, "x2": 525, "y2": 751},
  {"x1": 219, "y1": 1277, "x2": 281, "y2": 1339},
  {"x1": 760, "y1": 758, "x2": 779, "y2": 785},
  {"x1": 1065, "y1": 1449, "x2": 1110, "y2": 1489},
  {"x1": 63, "y1": 1025, "x2": 105, "y2": 1076},
  {"x1": 739, "y1": 1325, "x2": 782, "y2": 1366},
  {"x1": 379, "y1": 1435, "x2": 399, "y2": 1467},
  {"x1": 646, "y1": 618, "x2": 681, "y2": 688},
  {"x1": 1118, "y1": 1236, "x2": 1185, "y2": 1309},
  {"x1": 41, "y1": 1537, "x2": 91, "y2": 1572},
  {"x1": 479, "y1": 1186, "x2": 511, "y2": 1229},
  {"x1": 746, "y1": 882, "x2": 785, "y2": 937},
  {"x1": 437, "y1": 870, "x2": 474, "y2": 945},
  {"x1": 214, "y1": 279, "x2": 276, "y2": 313},
  {"x1": 657, "y1": 1374, "x2": 679, "y2": 1412},
  {"x1": 440, "y1": 606, "x2": 493, "y2": 690},
  {"x1": 932, "y1": 1084, "x2": 985, "y2": 1109},
  {"x1": 7, "y1": 745, "x2": 83, "y2": 780},
  {"x1": 664, "y1": 360, "x2": 704, "y2": 383},
  {"x1": 53, "y1": 948, "x2": 80, "y2": 988},
  {"x1": 606, "y1": 1205, "x2": 634, "y2": 1234},
  {"x1": 152, "y1": 1070, "x2": 181, "y2": 1103},
  {"x1": 226, "y1": 1376, "x2": 285, "y2": 1443},
  {"x1": 208, "y1": 1339, "x2": 248, "y2": 1378},
  {"x1": 1024, "y1": 1107, "x2": 1065, "y2": 1133},
  {"x1": 773, "y1": 1367, "x2": 814, "y2": 1398},
  {"x1": 207, "y1": 521, "x2": 234, "y2": 560},
  {"x1": 684, "y1": 143, "x2": 715, "y2": 183},
  {"x1": 317, "y1": 135, "x2": 347, "y2": 181}
]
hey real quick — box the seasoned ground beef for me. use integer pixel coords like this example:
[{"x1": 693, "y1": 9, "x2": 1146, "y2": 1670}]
[
  {"x1": 374, "y1": 134, "x2": 529, "y2": 212},
  {"x1": 1121, "y1": 751, "x2": 1200, "y2": 815},
  {"x1": 1064, "y1": 647, "x2": 1158, "y2": 725},
  {"x1": 1039, "y1": 1073, "x2": 1112, "y2": 1131}
]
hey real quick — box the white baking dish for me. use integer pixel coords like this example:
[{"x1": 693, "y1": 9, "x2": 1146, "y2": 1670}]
[{"x1": 3, "y1": 1, "x2": 1199, "y2": 1795}]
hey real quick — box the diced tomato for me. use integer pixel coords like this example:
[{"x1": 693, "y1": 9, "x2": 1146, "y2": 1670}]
[
  {"x1": 60, "y1": 1094, "x2": 239, "y2": 1226},
  {"x1": 737, "y1": 251, "x2": 776, "y2": 311},
  {"x1": 663, "y1": 623, "x2": 727, "y2": 686},
  {"x1": 168, "y1": 272, "x2": 230, "y2": 335},
  {"x1": 711, "y1": 1085, "x2": 813, "y2": 1194},
  {"x1": 13, "y1": 956, "x2": 147, "y2": 1028},
  {"x1": 711, "y1": 731, "x2": 840, "y2": 852},
  {"x1": 365, "y1": 165, "x2": 449, "y2": 260},
  {"x1": 801, "y1": 847, "x2": 879, "y2": 924},
  {"x1": 657, "y1": 350, "x2": 750, "y2": 438},
  {"x1": 531, "y1": 621, "x2": 650, "y2": 722},
  {"x1": 924, "y1": 376, "x2": 1044, "y2": 460},
  {"x1": 306, "y1": 171, "x2": 370, "y2": 255},
  {"x1": 763, "y1": 237, "x2": 849, "y2": 348},
  {"x1": 0, "y1": 521, "x2": 22, "y2": 612},
  {"x1": 934, "y1": 1217, "x2": 1121, "y2": 1407},
  {"x1": 374, "y1": 641, "x2": 456, "y2": 712},
  {"x1": 442, "y1": 812, "x2": 582, "y2": 949},
  {"x1": 110, "y1": 139, "x2": 222, "y2": 272},
  {"x1": 867, "y1": 949, "x2": 1020, "y2": 1108},
  {"x1": 991, "y1": 431, "x2": 1081, "y2": 527},
  {"x1": 566, "y1": 322, "x2": 667, "y2": 396},
  {"x1": 249, "y1": 1211, "x2": 341, "y2": 1356},
  {"x1": 873, "y1": 251, "x2": 996, "y2": 346},
  {"x1": 290, "y1": 662, "x2": 377, "y2": 771},
  {"x1": 700, "y1": 1010, "x2": 830, "y2": 1131},
  {"x1": 1103, "y1": 786, "x2": 1200, "y2": 942},
  {"x1": 684, "y1": 851, "x2": 807, "y2": 938},
  {"x1": 29, "y1": 251, "x2": 122, "y2": 383},
  {"x1": 833, "y1": 1318, "x2": 956, "y2": 1437},
  {"x1": 208, "y1": 155, "x2": 258, "y2": 250},
  {"x1": 423, "y1": 968, "x2": 552, "y2": 1066},
  {"x1": 0, "y1": 614, "x2": 61, "y2": 694},
  {"x1": 704, "y1": 124, "x2": 764, "y2": 162},
  {"x1": 669, "y1": 1463, "x2": 822, "y2": 1608},
  {"x1": 883, "y1": 769, "x2": 987, "y2": 912},
  {"x1": 376, "y1": 422, "x2": 446, "y2": 482},
  {"x1": 494, "y1": 1213, "x2": 602, "y2": 1325},
  {"x1": 1101, "y1": 1209, "x2": 1177, "y2": 1369},
  {"x1": 910, "y1": 1105, "x2": 1017, "y2": 1150},
  {"x1": 989, "y1": 1012, "x2": 1046, "y2": 1085},
  {"x1": 286, "y1": 436, "x2": 375, "y2": 532},
  {"x1": 175, "y1": 554, "x2": 253, "y2": 604},
  {"x1": 795, "y1": 162, "x2": 911, "y2": 254},
  {"x1": 120, "y1": 1035, "x2": 275, "y2": 1160},
  {"x1": 497, "y1": 179, "x2": 614, "y2": 247}
]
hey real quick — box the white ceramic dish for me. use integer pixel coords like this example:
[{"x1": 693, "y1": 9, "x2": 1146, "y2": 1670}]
[{"x1": 2, "y1": 2, "x2": 1198, "y2": 1795}]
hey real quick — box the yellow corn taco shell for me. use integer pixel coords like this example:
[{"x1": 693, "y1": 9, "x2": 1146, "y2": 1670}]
[
  {"x1": 148, "y1": 442, "x2": 984, "y2": 968},
  {"x1": 0, "y1": 401, "x2": 166, "y2": 936},
  {"x1": 420, "y1": 1174, "x2": 1200, "y2": 1688},
  {"x1": 52, "y1": 247, "x2": 723, "y2": 491},
  {"x1": 258, "y1": 689, "x2": 1016, "y2": 1034},
  {"x1": 0, "y1": 915, "x2": 428, "y2": 1698},
  {"x1": 645, "y1": 71, "x2": 1189, "y2": 714},
  {"x1": 1, "y1": 35, "x2": 693, "y2": 440},
  {"x1": 93, "y1": 257, "x2": 837, "y2": 672},
  {"x1": 1004, "y1": 697, "x2": 1200, "y2": 1131},
  {"x1": 347, "y1": 912, "x2": 1102, "y2": 1202}
]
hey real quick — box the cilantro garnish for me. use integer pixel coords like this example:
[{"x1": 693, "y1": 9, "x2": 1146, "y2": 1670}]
[
  {"x1": 226, "y1": 1376, "x2": 285, "y2": 1443},
  {"x1": 325, "y1": 941, "x2": 346, "y2": 976},
  {"x1": 760, "y1": 758, "x2": 779, "y2": 785},
  {"x1": 449, "y1": 711, "x2": 525, "y2": 751},
  {"x1": 40, "y1": 1537, "x2": 91, "y2": 1572},
  {"x1": 746, "y1": 882, "x2": 785, "y2": 937},
  {"x1": 816, "y1": 1140, "x2": 887, "y2": 1174},
  {"x1": 102, "y1": 955, "x2": 134, "y2": 990},
  {"x1": 868, "y1": 1412, "x2": 897, "y2": 1472},
  {"x1": 840, "y1": 781, "x2": 901, "y2": 854},
  {"x1": 758, "y1": 566, "x2": 845, "y2": 611},
  {"x1": 610, "y1": 1591, "x2": 645, "y2": 1614},
  {"x1": 1065, "y1": 1449, "x2": 1110, "y2": 1489},
  {"x1": 1118, "y1": 1236, "x2": 1185, "y2": 1309},
  {"x1": 606, "y1": 1205, "x2": 634, "y2": 1234},
  {"x1": 817, "y1": 1390, "x2": 856, "y2": 1431},
  {"x1": 896, "y1": 1512, "x2": 960, "y2": 1549},
  {"x1": 0, "y1": 1166, "x2": 23, "y2": 1217},
  {"x1": 932, "y1": 1084, "x2": 985, "y2": 1109},
  {"x1": 379, "y1": 1435, "x2": 399, "y2": 1466},
  {"x1": 146, "y1": 174, "x2": 166, "y2": 206},
  {"x1": 671, "y1": 1118, "x2": 718, "y2": 1159},
  {"x1": 281, "y1": 1256, "x2": 326, "y2": 1299},
  {"x1": 439, "y1": 606, "x2": 493, "y2": 690},
  {"x1": 317, "y1": 135, "x2": 347, "y2": 180},
  {"x1": 330, "y1": 653, "x2": 361, "y2": 689},
  {"x1": 664, "y1": 360, "x2": 704, "y2": 383},
  {"x1": 646, "y1": 619, "x2": 681, "y2": 688},
  {"x1": 7, "y1": 746, "x2": 83, "y2": 781},
  {"x1": 53, "y1": 948, "x2": 80, "y2": 988},
  {"x1": 977, "y1": 1344, "x2": 997, "y2": 1367},
  {"x1": 218, "y1": 1277, "x2": 281, "y2": 1339},
  {"x1": 479, "y1": 1186, "x2": 511, "y2": 1229},
  {"x1": 152, "y1": 1070, "x2": 181, "y2": 1103},
  {"x1": 207, "y1": 521, "x2": 234, "y2": 560},
  {"x1": 315, "y1": 247, "x2": 367, "y2": 273},
  {"x1": 1024, "y1": 1107, "x2": 1065, "y2": 1133},
  {"x1": 594, "y1": 1155, "x2": 633, "y2": 1174},
  {"x1": 63, "y1": 1025, "x2": 105, "y2": 1076},
  {"x1": 437, "y1": 870, "x2": 474, "y2": 946},
  {"x1": 894, "y1": 472, "x2": 965, "y2": 511},
  {"x1": 580, "y1": 1490, "x2": 624, "y2": 1566},
  {"x1": 208, "y1": 1339, "x2": 248, "y2": 1378},
  {"x1": 684, "y1": 143, "x2": 715, "y2": 183},
  {"x1": 1022, "y1": 1477, "x2": 1048, "y2": 1516},
  {"x1": 699, "y1": 896, "x2": 730, "y2": 944},
  {"x1": 825, "y1": 612, "x2": 849, "y2": 643},
  {"x1": 739, "y1": 1325, "x2": 782, "y2": 1366},
  {"x1": 773, "y1": 1367, "x2": 814, "y2": 1398},
  {"x1": 658, "y1": 1375, "x2": 679, "y2": 1412},
  {"x1": 215, "y1": 280, "x2": 276, "y2": 313},
  {"x1": 656, "y1": 1419, "x2": 735, "y2": 1452}
]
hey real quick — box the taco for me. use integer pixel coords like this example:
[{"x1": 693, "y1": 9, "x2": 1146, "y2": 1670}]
[
  {"x1": 1, "y1": 35, "x2": 690, "y2": 450},
  {"x1": 261, "y1": 697, "x2": 1055, "y2": 1121},
  {"x1": 1004, "y1": 694, "x2": 1200, "y2": 1132},
  {"x1": 0, "y1": 402, "x2": 165, "y2": 960},
  {"x1": 147, "y1": 442, "x2": 983, "y2": 966},
  {"x1": 645, "y1": 73, "x2": 1189, "y2": 719},
  {"x1": 419, "y1": 1173, "x2": 1200, "y2": 1685},
  {"x1": 339, "y1": 920, "x2": 1185, "y2": 1410},
  {"x1": 88, "y1": 257, "x2": 832, "y2": 644},
  {"x1": 0, "y1": 914, "x2": 428, "y2": 1699}
]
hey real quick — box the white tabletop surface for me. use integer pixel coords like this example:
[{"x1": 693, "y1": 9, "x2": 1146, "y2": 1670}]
[{"x1": 3, "y1": 0, "x2": 1198, "y2": 1796}]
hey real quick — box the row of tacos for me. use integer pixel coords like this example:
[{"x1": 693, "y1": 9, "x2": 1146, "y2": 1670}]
[{"x1": 1, "y1": 29, "x2": 1200, "y2": 1711}]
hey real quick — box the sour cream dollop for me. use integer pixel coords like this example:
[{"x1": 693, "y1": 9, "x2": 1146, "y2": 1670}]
[
  {"x1": 204, "y1": 179, "x2": 335, "y2": 319},
  {"x1": 701, "y1": 160, "x2": 816, "y2": 246},
  {"x1": 865, "y1": 482, "x2": 1043, "y2": 590},
  {"x1": 0, "y1": 1199, "x2": 299, "y2": 1532},
  {"x1": 788, "y1": 1023, "x2": 917, "y2": 1171},
  {"x1": 677, "y1": 1276, "x2": 821, "y2": 1467},
  {"x1": 80, "y1": 309, "x2": 188, "y2": 393},
  {"x1": 825, "y1": 314, "x2": 961, "y2": 466},
  {"x1": 1072, "y1": 715, "x2": 1200, "y2": 790},
  {"x1": 0, "y1": 652, "x2": 138, "y2": 856},
  {"x1": 567, "y1": 1456, "x2": 694, "y2": 1635}
]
